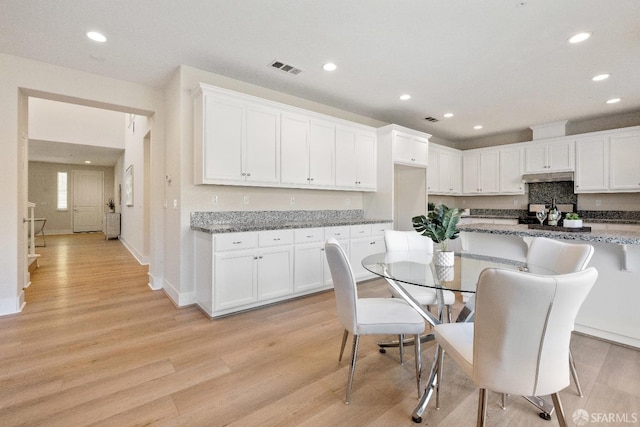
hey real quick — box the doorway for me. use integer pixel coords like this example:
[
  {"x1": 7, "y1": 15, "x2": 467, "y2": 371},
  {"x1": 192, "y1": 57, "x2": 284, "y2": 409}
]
[{"x1": 72, "y1": 170, "x2": 104, "y2": 232}]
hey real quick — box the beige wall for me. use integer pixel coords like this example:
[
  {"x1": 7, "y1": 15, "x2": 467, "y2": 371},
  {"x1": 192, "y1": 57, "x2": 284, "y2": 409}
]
[{"x1": 28, "y1": 161, "x2": 116, "y2": 234}]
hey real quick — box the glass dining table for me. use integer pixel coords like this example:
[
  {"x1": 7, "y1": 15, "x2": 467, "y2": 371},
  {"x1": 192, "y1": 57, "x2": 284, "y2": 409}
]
[{"x1": 361, "y1": 250, "x2": 557, "y2": 423}]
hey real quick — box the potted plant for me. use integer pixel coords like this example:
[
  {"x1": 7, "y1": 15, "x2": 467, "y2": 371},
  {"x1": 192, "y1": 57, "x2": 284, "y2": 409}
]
[
  {"x1": 563, "y1": 212, "x2": 583, "y2": 228},
  {"x1": 106, "y1": 198, "x2": 116, "y2": 213},
  {"x1": 412, "y1": 204, "x2": 462, "y2": 266}
]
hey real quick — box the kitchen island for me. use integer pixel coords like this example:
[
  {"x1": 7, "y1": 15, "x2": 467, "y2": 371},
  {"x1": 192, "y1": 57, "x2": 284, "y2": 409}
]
[{"x1": 458, "y1": 223, "x2": 640, "y2": 348}]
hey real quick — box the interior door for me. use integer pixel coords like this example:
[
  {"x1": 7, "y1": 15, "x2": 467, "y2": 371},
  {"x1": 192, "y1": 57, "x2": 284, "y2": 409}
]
[{"x1": 73, "y1": 170, "x2": 104, "y2": 232}]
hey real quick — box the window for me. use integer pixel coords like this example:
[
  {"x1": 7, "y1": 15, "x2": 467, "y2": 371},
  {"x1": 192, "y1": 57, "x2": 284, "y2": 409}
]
[{"x1": 57, "y1": 172, "x2": 68, "y2": 210}]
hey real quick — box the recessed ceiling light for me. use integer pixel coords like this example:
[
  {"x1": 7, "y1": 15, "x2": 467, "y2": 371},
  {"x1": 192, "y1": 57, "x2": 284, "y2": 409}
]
[
  {"x1": 606, "y1": 98, "x2": 621, "y2": 104},
  {"x1": 443, "y1": 113, "x2": 454, "y2": 118},
  {"x1": 86, "y1": 31, "x2": 107, "y2": 42},
  {"x1": 84, "y1": 160, "x2": 92, "y2": 164},
  {"x1": 474, "y1": 125, "x2": 483, "y2": 130},
  {"x1": 568, "y1": 32, "x2": 591, "y2": 44},
  {"x1": 592, "y1": 73, "x2": 610, "y2": 81},
  {"x1": 322, "y1": 62, "x2": 337, "y2": 71},
  {"x1": 399, "y1": 94, "x2": 411, "y2": 101}
]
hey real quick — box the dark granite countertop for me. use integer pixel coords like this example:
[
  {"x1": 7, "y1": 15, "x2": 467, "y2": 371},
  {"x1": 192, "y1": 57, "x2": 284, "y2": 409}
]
[
  {"x1": 191, "y1": 217, "x2": 392, "y2": 234},
  {"x1": 459, "y1": 223, "x2": 640, "y2": 245}
]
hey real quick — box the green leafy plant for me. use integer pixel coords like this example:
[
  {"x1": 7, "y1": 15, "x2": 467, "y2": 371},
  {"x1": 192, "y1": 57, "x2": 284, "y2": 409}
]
[
  {"x1": 565, "y1": 212, "x2": 580, "y2": 220},
  {"x1": 412, "y1": 204, "x2": 462, "y2": 251}
]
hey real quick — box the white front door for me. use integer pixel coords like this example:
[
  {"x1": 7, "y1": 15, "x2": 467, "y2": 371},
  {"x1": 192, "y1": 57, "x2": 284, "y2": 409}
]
[{"x1": 73, "y1": 170, "x2": 103, "y2": 232}]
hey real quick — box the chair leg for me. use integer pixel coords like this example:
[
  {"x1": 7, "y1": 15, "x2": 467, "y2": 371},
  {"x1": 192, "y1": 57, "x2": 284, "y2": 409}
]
[
  {"x1": 339, "y1": 330, "x2": 349, "y2": 362},
  {"x1": 569, "y1": 349, "x2": 583, "y2": 397},
  {"x1": 551, "y1": 392, "x2": 568, "y2": 427},
  {"x1": 477, "y1": 388, "x2": 488, "y2": 427},
  {"x1": 436, "y1": 346, "x2": 445, "y2": 410},
  {"x1": 501, "y1": 393, "x2": 507, "y2": 409},
  {"x1": 447, "y1": 304, "x2": 453, "y2": 323},
  {"x1": 414, "y1": 333, "x2": 422, "y2": 397},
  {"x1": 345, "y1": 335, "x2": 360, "y2": 404},
  {"x1": 399, "y1": 334, "x2": 404, "y2": 365}
]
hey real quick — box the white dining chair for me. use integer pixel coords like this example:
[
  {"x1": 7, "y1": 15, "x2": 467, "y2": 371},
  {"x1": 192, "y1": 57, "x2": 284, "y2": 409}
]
[
  {"x1": 325, "y1": 237, "x2": 426, "y2": 404},
  {"x1": 526, "y1": 237, "x2": 594, "y2": 398},
  {"x1": 384, "y1": 230, "x2": 455, "y2": 322},
  {"x1": 433, "y1": 267, "x2": 598, "y2": 427}
]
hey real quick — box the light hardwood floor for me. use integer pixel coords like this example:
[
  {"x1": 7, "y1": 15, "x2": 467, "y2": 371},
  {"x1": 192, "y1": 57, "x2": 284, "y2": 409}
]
[{"x1": 1, "y1": 233, "x2": 638, "y2": 426}]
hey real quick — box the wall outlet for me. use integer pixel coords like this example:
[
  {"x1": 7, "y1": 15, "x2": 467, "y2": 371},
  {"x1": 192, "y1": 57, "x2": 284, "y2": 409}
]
[
  {"x1": 173, "y1": 199, "x2": 178, "y2": 209},
  {"x1": 595, "y1": 199, "x2": 602, "y2": 207},
  {"x1": 243, "y1": 196, "x2": 250, "y2": 205},
  {"x1": 290, "y1": 196, "x2": 295, "y2": 206},
  {"x1": 211, "y1": 195, "x2": 218, "y2": 205},
  {"x1": 513, "y1": 199, "x2": 518, "y2": 206},
  {"x1": 345, "y1": 198, "x2": 350, "y2": 206}
]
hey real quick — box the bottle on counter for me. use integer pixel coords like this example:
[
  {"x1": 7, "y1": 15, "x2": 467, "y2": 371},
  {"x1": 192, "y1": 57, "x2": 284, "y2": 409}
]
[{"x1": 548, "y1": 198, "x2": 561, "y2": 226}]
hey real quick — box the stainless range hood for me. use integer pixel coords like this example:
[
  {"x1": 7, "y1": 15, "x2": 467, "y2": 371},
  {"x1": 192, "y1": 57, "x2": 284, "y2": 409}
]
[{"x1": 521, "y1": 171, "x2": 574, "y2": 183}]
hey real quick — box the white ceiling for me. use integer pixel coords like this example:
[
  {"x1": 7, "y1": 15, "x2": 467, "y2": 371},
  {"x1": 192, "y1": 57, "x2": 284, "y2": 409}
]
[
  {"x1": 28, "y1": 140, "x2": 123, "y2": 167},
  {"x1": 2, "y1": 0, "x2": 639, "y2": 143}
]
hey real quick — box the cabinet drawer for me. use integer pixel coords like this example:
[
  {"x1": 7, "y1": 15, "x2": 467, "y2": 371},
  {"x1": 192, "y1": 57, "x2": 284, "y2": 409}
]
[
  {"x1": 350, "y1": 224, "x2": 372, "y2": 238},
  {"x1": 325, "y1": 226, "x2": 350, "y2": 240},
  {"x1": 294, "y1": 228, "x2": 325, "y2": 243},
  {"x1": 371, "y1": 223, "x2": 392, "y2": 236},
  {"x1": 259, "y1": 229, "x2": 294, "y2": 247},
  {"x1": 215, "y1": 232, "x2": 258, "y2": 251}
]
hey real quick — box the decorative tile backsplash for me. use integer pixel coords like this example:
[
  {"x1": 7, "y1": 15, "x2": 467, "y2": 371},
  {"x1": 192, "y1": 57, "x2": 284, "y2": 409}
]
[{"x1": 528, "y1": 182, "x2": 577, "y2": 205}]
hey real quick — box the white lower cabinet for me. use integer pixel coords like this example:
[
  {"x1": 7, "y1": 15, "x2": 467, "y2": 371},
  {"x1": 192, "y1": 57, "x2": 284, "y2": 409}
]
[
  {"x1": 349, "y1": 223, "x2": 390, "y2": 280},
  {"x1": 195, "y1": 223, "x2": 390, "y2": 317}
]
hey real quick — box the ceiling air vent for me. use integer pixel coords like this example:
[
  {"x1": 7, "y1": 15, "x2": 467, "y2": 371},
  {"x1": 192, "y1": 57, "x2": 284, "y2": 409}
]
[
  {"x1": 424, "y1": 116, "x2": 439, "y2": 123},
  {"x1": 269, "y1": 60, "x2": 303, "y2": 75}
]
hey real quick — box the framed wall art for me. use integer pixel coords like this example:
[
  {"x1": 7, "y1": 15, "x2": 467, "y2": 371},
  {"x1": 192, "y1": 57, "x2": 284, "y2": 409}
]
[{"x1": 124, "y1": 165, "x2": 134, "y2": 207}]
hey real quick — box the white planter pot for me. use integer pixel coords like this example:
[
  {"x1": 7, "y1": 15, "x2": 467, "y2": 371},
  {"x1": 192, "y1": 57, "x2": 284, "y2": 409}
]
[
  {"x1": 564, "y1": 219, "x2": 583, "y2": 228},
  {"x1": 435, "y1": 265, "x2": 455, "y2": 282},
  {"x1": 434, "y1": 250, "x2": 455, "y2": 267}
]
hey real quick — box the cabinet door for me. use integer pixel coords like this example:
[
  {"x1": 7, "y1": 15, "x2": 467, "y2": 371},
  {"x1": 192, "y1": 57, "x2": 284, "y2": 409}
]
[
  {"x1": 393, "y1": 133, "x2": 414, "y2": 164},
  {"x1": 244, "y1": 104, "x2": 280, "y2": 183},
  {"x1": 609, "y1": 132, "x2": 640, "y2": 191},
  {"x1": 308, "y1": 119, "x2": 335, "y2": 187},
  {"x1": 280, "y1": 113, "x2": 309, "y2": 185},
  {"x1": 548, "y1": 140, "x2": 574, "y2": 171},
  {"x1": 258, "y1": 247, "x2": 293, "y2": 300},
  {"x1": 499, "y1": 147, "x2": 524, "y2": 194},
  {"x1": 203, "y1": 94, "x2": 244, "y2": 182},
  {"x1": 449, "y1": 151, "x2": 462, "y2": 193},
  {"x1": 355, "y1": 131, "x2": 377, "y2": 190},
  {"x1": 479, "y1": 151, "x2": 499, "y2": 193},
  {"x1": 214, "y1": 251, "x2": 257, "y2": 311},
  {"x1": 335, "y1": 127, "x2": 357, "y2": 188},
  {"x1": 350, "y1": 236, "x2": 384, "y2": 280},
  {"x1": 575, "y1": 137, "x2": 608, "y2": 192},
  {"x1": 294, "y1": 243, "x2": 326, "y2": 292},
  {"x1": 462, "y1": 152, "x2": 481, "y2": 194},
  {"x1": 524, "y1": 143, "x2": 548, "y2": 173},
  {"x1": 427, "y1": 146, "x2": 440, "y2": 193}
]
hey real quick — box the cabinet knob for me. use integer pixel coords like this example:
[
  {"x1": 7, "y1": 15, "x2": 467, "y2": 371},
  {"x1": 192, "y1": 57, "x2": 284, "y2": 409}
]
[
  {"x1": 259, "y1": 255, "x2": 263, "y2": 259},
  {"x1": 253, "y1": 256, "x2": 258, "y2": 260},
  {"x1": 247, "y1": 173, "x2": 251, "y2": 177}
]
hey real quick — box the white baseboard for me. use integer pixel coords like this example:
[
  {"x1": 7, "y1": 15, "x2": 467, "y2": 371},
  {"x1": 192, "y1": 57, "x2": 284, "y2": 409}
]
[
  {"x1": 162, "y1": 278, "x2": 196, "y2": 307},
  {"x1": 575, "y1": 324, "x2": 640, "y2": 349},
  {"x1": 0, "y1": 290, "x2": 25, "y2": 317}
]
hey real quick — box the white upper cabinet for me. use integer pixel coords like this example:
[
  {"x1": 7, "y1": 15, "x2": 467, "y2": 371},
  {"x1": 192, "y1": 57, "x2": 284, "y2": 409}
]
[
  {"x1": 308, "y1": 119, "x2": 336, "y2": 187},
  {"x1": 609, "y1": 130, "x2": 640, "y2": 191},
  {"x1": 524, "y1": 139, "x2": 574, "y2": 173},
  {"x1": 244, "y1": 103, "x2": 281, "y2": 184},
  {"x1": 575, "y1": 136, "x2": 608, "y2": 193},
  {"x1": 463, "y1": 149, "x2": 499, "y2": 194},
  {"x1": 194, "y1": 83, "x2": 374, "y2": 191},
  {"x1": 280, "y1": 112, "x2": 310, "y2": 186},
  {"x1": 195, "y1": 91, "x2": 245, "y2": 183},
  {"x1": 280, "y1": 114, "x2": 335, "y2": 187},
  {"x1": 428, "y1": 144, "x2": 461, "y2": 194},
  {"x1": 498, "y1": 146, "x2": 524, "y2": 194},
  {"x1": 194, "y1": 86, "x2": 279, "y2": 185},
  {"x1": 392, "y1": 131, "x2": 429, "y2": 167},
  {"x1": 335, "y1": 125, "x2": 377, "y2": 191}
]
